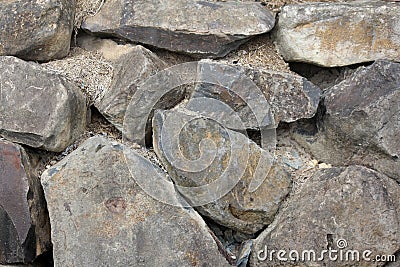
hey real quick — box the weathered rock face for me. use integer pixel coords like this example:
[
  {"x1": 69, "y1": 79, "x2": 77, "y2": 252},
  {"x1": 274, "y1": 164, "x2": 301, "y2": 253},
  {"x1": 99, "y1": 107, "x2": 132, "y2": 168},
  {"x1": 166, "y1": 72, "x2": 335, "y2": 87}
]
[
  {"x1": 0, "y1": 0, "x2": 398, "y2": 265},
  {"x1": 0, "y1": 0, "x2": 75, "y2": 61},
  {"x1": 77, "y1": 36, "x2": 167, "y2": 131},
  {"x1": 293, "y1": 60, "x2": 400, "y2": 182},
  {"x1": 189, "y1": 61, "x2": 321, "y2": 129},
  {"x1": 123, "y1": 62, "x2": 196, "y2": 146},
  {"x1": 153, "y1": 108, "x2": 292, "y2": 234},
  {"x1": 250, "y1": 166, "x2": 400, "y2": 267},
  {"x1": 0, "y1": 56, "x2": 87, "y2": 152},
  {"x1": 245, "y1": 67, "x2": 321, "y2": 125},
  {"x1": 81, "y1": 0, "x2": 275, "y2": 58},
  {"x1": 41, "y1": 136, "x2": 229, "y2": 267},
  {"x1": 274, "y1": 1, "x2": 400, "y2": 67},
  {"x1": 123, "y1": 60, "x2": 320, "y2": 147},
  {"x1": 0, "y1": 141, "x2": 51, "y2": 264},
  {"x1": 323, "y1": 60, "x2": 399, "y2": 159}
]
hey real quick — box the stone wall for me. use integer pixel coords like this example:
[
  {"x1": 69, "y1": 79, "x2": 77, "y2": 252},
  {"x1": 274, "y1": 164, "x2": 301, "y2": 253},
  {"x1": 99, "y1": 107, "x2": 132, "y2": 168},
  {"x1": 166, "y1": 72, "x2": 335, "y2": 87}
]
[{"x1": 0, "y1": 0, "x2": 399, "y2": 266}]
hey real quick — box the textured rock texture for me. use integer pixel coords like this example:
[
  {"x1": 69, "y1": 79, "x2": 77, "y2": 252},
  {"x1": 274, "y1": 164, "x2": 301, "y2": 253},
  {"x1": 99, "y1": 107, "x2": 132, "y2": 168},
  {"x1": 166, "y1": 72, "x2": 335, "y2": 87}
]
[
  {"x1": 250, "y1": 166, "x2": 400, "y2": 267},
  {"x1": 82, "y1": 0, "x2": 275, "y2": 57},
  {"x1": 123, "y1": 62, "x2": 194, "y2": 146},
  {"x1": 0, "y1": 0, "x2": 398, "y2": 265},
  {"x1": 293, "y1": 60, "x2": 400, "y2": 182},
  {"x1": 189, "y1": 61, "x2": 321, "y2": 129},
  {"x1": 41, "y1": 136, "x2": 229, "y2": 267},
  {"x1": 153, "y1": 108, "x2": 291, "y2": 234},
  {"x1": 123, "y1": 60, "x2": 320, "y2": 146},
  {"x1": 0, "y1": 0, "x2": 75, "y2": 61},
  {"x1": 0, "y1": 56, "x2": 87, "y2": 152},
  {"x1": 274, "y1": 1, "x2": 400, "y2": 66},
  {"x1": 78, "y1": 36, "x2": 167, "y2": 131},
  {"x1": 0, "y1": 141, "x2": 50, "y2": 264}
]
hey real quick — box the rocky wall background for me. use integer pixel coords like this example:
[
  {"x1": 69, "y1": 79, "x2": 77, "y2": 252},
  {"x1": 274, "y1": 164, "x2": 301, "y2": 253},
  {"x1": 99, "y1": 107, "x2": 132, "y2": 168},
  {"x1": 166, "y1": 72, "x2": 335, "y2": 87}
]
[{"x1": 0, "y1": 0, "x2": 399, "y2": 266}]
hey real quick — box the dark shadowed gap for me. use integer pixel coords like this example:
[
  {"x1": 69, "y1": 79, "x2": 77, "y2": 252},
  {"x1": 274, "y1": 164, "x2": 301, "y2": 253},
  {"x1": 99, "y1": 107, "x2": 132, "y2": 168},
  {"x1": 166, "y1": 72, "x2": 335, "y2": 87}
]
[{"x1": 289, "y1": 61, "x2": 373, "y2": 90}]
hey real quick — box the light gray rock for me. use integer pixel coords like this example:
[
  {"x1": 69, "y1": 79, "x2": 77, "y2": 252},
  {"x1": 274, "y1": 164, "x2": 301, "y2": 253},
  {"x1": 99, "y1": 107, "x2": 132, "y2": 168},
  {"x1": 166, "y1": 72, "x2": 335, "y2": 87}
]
[
  {"x1": 153, "y1": 108, "x2": 292, "y2": 234},
  {"x1": 189, "y1": 61, "x2": 321, "y2": 129},
  {"x1": 274, "y1": 1, "x2": 400, "y2": 67},
  {"x1": 0, "y1": 141, "x2": 51, "y2": 264},
  {"x1": 292, "y1": 60, "x2": 400, "y2": 182},
  {"x1": 0, "y1": 56, "x2": 87, "y2": 152},
  {"x1": 0, "y1": 0, "x2": 75, "y2": 61},
  {"x1": 250, "y1": 166, "x2": 400, "y2": 267},
  {"x1": 77, "y1": 36, "x2": 167, "y2": 131},
  {"x1": 81, "y1": 0, "x2": 275, "y2": 58},
  {"x1": 41, "y1": 136, "x2": 229, "y2": 267}
]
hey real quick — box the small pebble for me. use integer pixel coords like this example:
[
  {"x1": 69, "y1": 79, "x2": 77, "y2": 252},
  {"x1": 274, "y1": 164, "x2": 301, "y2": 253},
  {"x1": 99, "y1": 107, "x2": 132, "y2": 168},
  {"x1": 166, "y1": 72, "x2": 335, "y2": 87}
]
[
  {"x1": 308, "y1": 159, "x2": 319, "y2": 167},
  {"x1": 318, "y1": 163, "x2": 332, "y2": 169},
  {"x1": 132, "y1": 143, "x2": 141, "y2": 149}
]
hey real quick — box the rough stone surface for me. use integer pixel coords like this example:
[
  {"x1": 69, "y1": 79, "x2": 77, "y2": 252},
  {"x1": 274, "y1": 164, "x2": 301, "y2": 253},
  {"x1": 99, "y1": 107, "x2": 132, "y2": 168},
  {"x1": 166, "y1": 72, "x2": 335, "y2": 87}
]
[
  {"x1": 123, "y1": 60, "x2": 316, "y2": 147},
  {"x1": 77, "y1": 36, "x2": 167, "y2": 131},
  {"x1": 274, "y1": 1, "x2": 400, "y2": 67},
  {"x1": 293, "y1": 60, "x2": 400, "y2": 182},
  {"x1": 123, "y1": 62, "x2": 194, "y2": 146},
  {"x1": 0, "y1": 0, "x2": 75, "y2": 61},
  {"x1": 153, "y1": 108, "x2": 292, "y2": 234},
  {"x1": 0, "y1": 56, "x2": 87, "y2": 152},
  {"x1": 0, "y1": 141, "x2": 51, "y2": 264},
  {"x1": 81, "y1": 0, "x2": 275, "y2": 58},
  {"x1": 250, "y1": 166, "x2": 400, "y2": 266},
  {"x1": 41, "y1": 136, "x2": 229, "y2": 267},
  {"x1": 189, "y1": 61, "x2": 321, "y2": 128}
]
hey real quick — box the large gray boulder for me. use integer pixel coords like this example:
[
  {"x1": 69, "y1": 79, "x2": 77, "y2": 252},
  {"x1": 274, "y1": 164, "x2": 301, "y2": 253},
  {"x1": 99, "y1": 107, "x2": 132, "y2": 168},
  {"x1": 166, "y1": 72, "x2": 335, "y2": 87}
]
[
  {"x1": 123, "y1": 61, "x2": 320, "y2": 147},
  {"x1": 0, "y1": 0, "x2": 75, "y2": 61},
  {"x1": 41, "y1": 136, "x2": 229, "y2": 267},
  {"x1": 0, "y1": 56, "x2": 87, "y2": 152},
  {"x1": 81, "y1": 0, "x2": 275, "y2": 58},
  {"x1": 293, "y1": 60, "x2": 400, "y2": 182},
  {"x1": 77, "y1": 36, "x2": 167, "y2": 131},
  {"x1": 250, "y1": 166, "x2": 400, "y2": 266},
  {"x1": 153, "y1": 108, "x2": 291, "y2": 234},
  {"x1": 189, "y1": 61, "x2": 321, "y2": 129},
  {"x1": 274, "y1": 1, "x2": 400, "y2": 67},
  {"x1": 0, "y1": 140, "x2": 51, "y2": 264}
]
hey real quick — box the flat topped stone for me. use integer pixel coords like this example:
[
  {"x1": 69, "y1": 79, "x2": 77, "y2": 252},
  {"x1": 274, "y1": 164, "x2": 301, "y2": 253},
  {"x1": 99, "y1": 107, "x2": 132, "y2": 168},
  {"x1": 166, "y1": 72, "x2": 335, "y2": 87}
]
[
  {"x1": 274, "y1": 1, "x2": 400, "y2": 67},
  {"x1": 82, "y1": 0, "x2": 275, "y2": 57}
]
